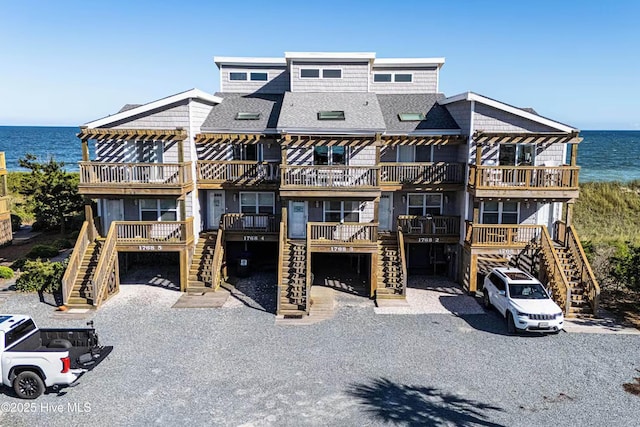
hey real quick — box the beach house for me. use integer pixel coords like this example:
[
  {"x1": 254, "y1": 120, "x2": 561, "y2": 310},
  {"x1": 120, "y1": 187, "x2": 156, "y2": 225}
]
[{"x1": 62, "y1": 52, "x2": 598, "y2": 318}]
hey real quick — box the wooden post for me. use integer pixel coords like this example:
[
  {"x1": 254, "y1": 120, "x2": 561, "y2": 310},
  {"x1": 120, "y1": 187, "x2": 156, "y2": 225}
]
[
  {"x1": 469, "y1": 253, "x2": 478, "y2": 293},
  {"x1": 565, "y1": 202, "x2": 574, "y2": 227},
  {"x1": 84, "y1": 203, "x2": 95, "y2": 240},
  {"x1": 473, "y1": 204, "x2": 480, "y2": 223},
  {"x1": 475, "y1": 142, "x2": 483, "y2": 165},
  {"x1": 179, "y1": 249, "x2": 188, "y2": 292},
  {"x1": 81, "y1": 138, "x2": 90, "y2": 162},
  {"x1": 370, "y1": 252, "x2": 378, "y2": 298},
  {"x1": 373, "y1": 197, "x2": 380, "y2": 224},
  {"x1": 570, "y1": 143, "x2": 578, "y2": 166},
  {"x1": 179, "y1": 198, "x2": 186, "y2": 221},
  {"x1": 177, "y1": 139, "x2": 185, "y2": 163}
]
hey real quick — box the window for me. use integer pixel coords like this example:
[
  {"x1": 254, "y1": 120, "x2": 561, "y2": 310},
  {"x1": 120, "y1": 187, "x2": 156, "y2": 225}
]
[
  {"x1": 124, "y1": 141, "x2": 164, "y2": 163},
  {"x1": 232, "y1": 144, "x2": 262, "y2": 161},
  {"x1": 240, "y1": 192, "x2": 274, "y2": 214},
  {"x1": 300, "y1": 68, "x2": 320, "y2": 78},
  {"x1": 398, "y1": 113, "x2": 425, "y2": 121},
  {"x1": 140, "y1": 199, "x2": 178, "y2": 221},
  {"x1": 250, "y1": 72, "x2": 268, "y2": 81},
  {"x1": 394, "y1": 74, "x2": 412, "y2": 82},
  {"x1": 4, "y1": 319, "x2": 37, "y2": 349},
  {"x1": 373, "y1": 73, "x2": 392, "y2": 82},
  {"x1": 499, "y1": 143, "x2": 535, "y2": 166},
  {"x1": 488, "y1": 273, "x2": 506, "y2": 291},
  {"x1": 235, "y1": 112, "x2": 261, "y2": 120},
  {"x1": 317, "y1": 110, "x2": 345, "y2": 120},
  {"x1": 322, "y1": 69, "x2": 342, "y2": 78},
  {"x1": 324, "y1": 201, "x2": 360, "y2": 223},
  {"x1": 481, "y1": 201, "x2": 519, "y2": 224},
  {"x1": 314, "y1": 146, "x2": 347, "y2": 165},
  {"x1": 407, "y1": 194, "x2": 442, "y2": 216},
  {"x1": 229, "y1": 72, "x2": 247, "y2": 81},
  {"x1": 397, "y1": 146, "x2": 433, "y2": 163}
]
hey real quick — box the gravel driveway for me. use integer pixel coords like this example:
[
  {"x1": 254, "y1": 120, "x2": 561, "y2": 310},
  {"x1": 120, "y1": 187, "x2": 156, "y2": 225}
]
[{"x1": 1, "y1": 274, "x2": 639, "y2": 426}]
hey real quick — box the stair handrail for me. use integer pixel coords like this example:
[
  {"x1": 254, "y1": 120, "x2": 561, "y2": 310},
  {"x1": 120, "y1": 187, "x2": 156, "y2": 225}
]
[
  {"x1": 276, "y1": 207, "x2": 287, "y2": 315},
  {"x1": 539, "y1": 226, "x2": 572, "y2": 315},
  {"x1": 567, "y1": 225, "x2": 600, "y2": 314},
  {"x1": 62, "y1": 221, "x2": 92, "y2": 305},
  {"x1": 209, "y1": 227, "x2": 224, "y2": 290},
  {"x1": 398, "y1": 229, "x2": 408, "y2": 296},
  {"x1": 92, "y1": 221, "x2": 118, "y2": 307},
  {"x1": 306, "y1": 222, "x2": 312, "y2": 314}
]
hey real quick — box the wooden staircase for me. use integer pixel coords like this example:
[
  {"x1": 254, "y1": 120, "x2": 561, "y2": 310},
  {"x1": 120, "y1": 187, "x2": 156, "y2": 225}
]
[
  {"x1": 66, "y1": 239, "x2": 103, "y2": 309},
  {"x1": 376, "y1": 234, "x2": 405, "y2": 299},
  {"x1": 554, "y1": 243, "x2": 592, "y2": 316},
  {"x1": 187, "y1": 231, "x2": 218, "y2": 294},
  {"x1": 278, "y1": 239, "x2": 308, "y2": 317}
]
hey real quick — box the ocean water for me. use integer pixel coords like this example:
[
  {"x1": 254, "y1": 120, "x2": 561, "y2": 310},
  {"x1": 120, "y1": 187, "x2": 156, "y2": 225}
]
[{"x1": 0, "y1": 126, "x2": 638, "y2": 181}]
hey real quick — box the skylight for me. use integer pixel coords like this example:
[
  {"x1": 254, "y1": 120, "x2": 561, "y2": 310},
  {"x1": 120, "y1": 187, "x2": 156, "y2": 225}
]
[
  {"x1": 398, "y1": 113, "x2": 425, "y2": 121},
  {"x1": 318, "y1": 111, "x2": 345, "y2": 120},
  {"x1": 235, "y1": 112, "x2": 261, "y2": 120}
]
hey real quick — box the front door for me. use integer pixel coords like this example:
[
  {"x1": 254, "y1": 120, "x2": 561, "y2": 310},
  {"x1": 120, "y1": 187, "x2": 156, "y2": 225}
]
[
  {"x1": 103, "y1": 199, "x2": 123, "y2": 235},
  {"x1": 289, "y1": 201, "x2": 307, "y2": 239},
  {"x1": 379, "y1": 193, "x2": 392, "y2": 231},
  {"x1": 208, "y1": 191, "x2": 225, "y2": 230}
]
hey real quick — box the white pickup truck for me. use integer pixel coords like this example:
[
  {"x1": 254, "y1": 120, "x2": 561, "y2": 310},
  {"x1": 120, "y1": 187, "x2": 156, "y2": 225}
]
[{"x1": 0, "y1": 315, "x2": 112, "y2": 399}]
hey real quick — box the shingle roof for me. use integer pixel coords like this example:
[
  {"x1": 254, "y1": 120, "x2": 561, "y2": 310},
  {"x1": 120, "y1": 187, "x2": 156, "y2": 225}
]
[
  {"x1": 376, "y1": 94, "x2": 460, "y2": 132},
  {"x1": 200, "y1": 93, "x2": 284, "y2": 132},
  {"x1": 277, "y1": 92, "x2": 386, "y2": 134},
  {"x1": 118, "y1": 104, "x2": 142, "y2": 113}
]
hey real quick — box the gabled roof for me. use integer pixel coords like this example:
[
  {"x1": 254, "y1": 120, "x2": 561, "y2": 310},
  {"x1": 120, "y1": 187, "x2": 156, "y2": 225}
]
[
  {"x1": 84, "y1": 88, "x2": 222, "y2": 128},
  {"x1": 277, "y1": 92, "x2": 386, "y2": 135},
  {"x1": 200, "y1": 93, "x2": 284, "y2": 133},
  {"x1": 376, "y1": 94, "x2": 460, "y2": 135},
  {"x1": 118, "y1": 104, "x2": 142, "y2": 113},
  {"x1": 439, "y1": 92, "x2": 576, "y2": 133}
]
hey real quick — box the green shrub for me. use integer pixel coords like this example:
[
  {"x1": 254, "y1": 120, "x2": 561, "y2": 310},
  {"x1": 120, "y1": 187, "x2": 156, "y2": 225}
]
[
  {"x1": 14, "y1": 259, "x2": 66, "y2": 293},
  {"x1": 10, "y1": 214, "x2": 22, "y2": 232},
  {"x1": 10, "y1": 257, "x2": 27, "y2": 270},
  {"x1": 68, "y1": 230, "x2": 80, "y2": 240},
  {"x1": 0, "y1": 266, "x2": 14, "y2": 279},
  {"x1": 26, "y1": 244, "x2": 59, "y2": 259},
  {"x1": 53, "y1": 238, "x2": 73, "y2": 250},
  {"x1": 30, "y1": 221, "x2": 44, "y2": 232}
]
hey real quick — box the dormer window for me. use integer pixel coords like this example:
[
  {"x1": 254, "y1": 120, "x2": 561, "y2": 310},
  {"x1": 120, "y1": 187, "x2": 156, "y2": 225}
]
[
  {"x1": 322, "y1": 69, "x2": 342, "y2": 78},
  {"x1": 318, "y1": 111, "x2": 345, "y2": 120},
  {"x1": 394, "y1": 74, "x2": 412, "y2": 82},
  {"x1": 250, "y1": 72, "x2": 268, "y2": 81},
  {"x1": 398, "y1": 113, "x2": 425, "y2": 121},
  {"x1": 235, "y1": 112, "x2": 261, "y2": 120},
  {"x1": 301, "y1": 69, "x2": 320, "y2": 78},
  {"x1": 230, "y1": 72, "x2": 247, "y2": 81},
  {"x1": 300, "y1": 68, "x2": 342, "y2": 78},
  {"x1": 374, "y1": 73, "x2": 414, "y2": 83}
]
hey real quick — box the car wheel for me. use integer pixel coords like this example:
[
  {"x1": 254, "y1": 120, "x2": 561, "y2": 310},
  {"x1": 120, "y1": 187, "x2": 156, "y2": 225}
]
[
  {"x1": 507, "y1": 313, "x2": 518, "y2": 335},
  {"x1": 13, "y1": 371, "x2": 45, "y2": 399},
  {"x1": 482, "y1": 290, "x2": 492, "y2": 309}
]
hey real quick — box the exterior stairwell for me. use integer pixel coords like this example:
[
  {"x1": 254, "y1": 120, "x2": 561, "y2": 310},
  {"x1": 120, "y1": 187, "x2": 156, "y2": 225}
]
[
  {"x1": 187, "y1": 232, "x2": 218, "y2": 293},
  {"x1": 554, "y1": 244, "x2": 593, "y2": 316},
  {"x1": 278, "y1": 240, "x2": 308, "y2": 317},
  {"x1": 376, "y1": 233, "x2": 405, "y2": 299},
  {"x1": 66, "y1": 239, "x2": 103, "y2": 308}
]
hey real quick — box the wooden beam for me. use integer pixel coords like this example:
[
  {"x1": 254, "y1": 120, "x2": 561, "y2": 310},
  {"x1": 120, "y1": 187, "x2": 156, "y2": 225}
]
[
  {"x1": 570, "y1": 143, "x2": 578, "y2": 166},
  {"x1": 78, "y1": 128, "x2": 188, "y2": 141}
]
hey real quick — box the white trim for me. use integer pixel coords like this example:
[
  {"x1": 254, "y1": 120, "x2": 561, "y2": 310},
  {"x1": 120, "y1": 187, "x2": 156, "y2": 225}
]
[
  {"x1": 276, "y1": 128, "x2": 385, "y2": 135},
  {"x1": 384, "y1": 129, "x2": 463, "y2": 136},
  {"x1": 139, "y1": 198, "x2": 178, "y2": 222},
  {"x1": 286, "y1": 52, "x2": 375, "y2": 61},
  {"x1": 373, "y1": 57, "x2": 445, "y2": 68},
  {"x1": 239, "y1": 191, "x2": 275, "y2": 214},
  {"x1": 406, "y1": 193, "x2": 443, "y2": 216},
  {"x1": 480, "y1": 201, "x2": 520, "y2": 225},
  {"x1": 214, "y1": 56, "x2": 286, "y2": 67},
  {"x1": 439, "y1": 92, "x2": 576, "y2": 133},
  {"x1": 85, "y1": 89, "x2": 222, "y2": 128},
  {"x1": 323, "y1": 200, "x2": 361, "y2": 223}
]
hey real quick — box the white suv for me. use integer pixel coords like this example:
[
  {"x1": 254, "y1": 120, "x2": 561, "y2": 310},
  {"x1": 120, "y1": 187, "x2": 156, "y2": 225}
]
[{"x1": 482, "y1": 267, "x2": 564, "y2": 334}]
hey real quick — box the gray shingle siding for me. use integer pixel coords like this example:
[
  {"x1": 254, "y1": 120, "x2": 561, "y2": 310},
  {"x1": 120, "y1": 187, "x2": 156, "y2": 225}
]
[
  {"x1": 443, "y1": 101, "x2": 472, "y2": 135},
  {"x1": 220, "y1": 65, "x2": 290, "y2": 94},
  {"x1": 370, "y1": 67, "x2": 438, "y2": 94},
  {"x1": 290, "y1": 61, "x2": 369, "y2": 93},
  {"x1": 110, "y1": 101, "x2": 190, "y2": 130},
  {"x1": 473, "y1": 103, "x2": 559, "y2": 133}
]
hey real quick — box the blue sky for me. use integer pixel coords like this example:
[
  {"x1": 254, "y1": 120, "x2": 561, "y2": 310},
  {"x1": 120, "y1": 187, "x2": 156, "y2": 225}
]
[{"x1": 1, "y1": 0, "x2": 638, "y2": 129}]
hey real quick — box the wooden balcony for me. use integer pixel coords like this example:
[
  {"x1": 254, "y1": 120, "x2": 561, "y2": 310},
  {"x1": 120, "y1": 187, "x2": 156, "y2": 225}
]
[
  {"x1": 308, "y1": 222, "x2": 378, "y2": 253},
  {"x1": 397, "y1": 215, "x2": 460, "y2": 243},
  {"x1": 197, "y1": 160, "x2": 279, "y2": 189},
  {"x1": 380, "y1": 162, "x2": 464, "y2": 189},
  {"x1": 222, "y1": 213, "x2": 280, "y2": 242},
  {"x1": 113, "y1": 217, "x2": 194, "y2": 251},
  {"x1": 78, "y1": 162, "x2": 193, "y2": 196},
  {"x1": 468, "y1": 165, "x2": 580, "y2": 199},
  {"x1": 280, "y1": 165, "x2": 380, "y2": 198},
  {"x1": 465, "y1": 222, "x2": 542, "y2": 248}
]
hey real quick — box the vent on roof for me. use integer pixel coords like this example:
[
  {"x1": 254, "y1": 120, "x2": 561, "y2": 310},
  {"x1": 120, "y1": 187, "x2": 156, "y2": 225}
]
[
  {"x1": 398, "y1": 113, "x2": 425, "y2": 121},
  {"x1": 235, "y1": 112, "x2": 261, "y2": 120},
  {"x1": 318, "y1": 111, "x2": 345, "y2": 121}
]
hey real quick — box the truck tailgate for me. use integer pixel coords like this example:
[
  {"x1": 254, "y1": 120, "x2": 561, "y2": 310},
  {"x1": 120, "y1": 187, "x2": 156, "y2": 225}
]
[{"x1": 73, "y1": 346, "x2": 113, "y2": 371}]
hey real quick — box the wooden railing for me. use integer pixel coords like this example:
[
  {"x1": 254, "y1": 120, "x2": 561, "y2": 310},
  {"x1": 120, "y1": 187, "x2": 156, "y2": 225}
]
[
  {"x1": 276, "y1": 207, "x2": 287, "y2": 315},
  {"x1": 308, "y1": 222, "x2": 378, "y2": 244},
  {"x1": 0, "y1": 152, "x2": 6, "y2": 173},
  {"x1": 197, "y1": 160, "x2": 279, "y2": 184},
  {"x1": 222, "y1": 213, "x2": 280, "y2": 233},
  {"x1": 380, "y1": 162, "x2": 464, "y2": 185},
  {"x1": 567, "y1": 225, "x2": 600, "y2": 314},
  {"x1": 539, "y1": 226, "x2": 571, "y2": 315},
  {"x1": 0, "y1": 196, "x2": 10, "y2": 214},
  {"x1": 79, "y1": 162, "x2": 192, "y2": 186},
  {"x1": 397, "y1": 215, "x2": 460, "y2": 236},
  {"x1": 469, "y1": 165, "x2": 580, "y2": 189},
  {"x1": 209, "y1": 228, "x2": 225, "y2": 290},
  {"x1": 62, "y1": 221, "x2": 94, "y2": 305},
  {"x1": 114, "y1": 217, "x2": 194, "y2": 244},
  {"x1": 398, "y1": 229, "x2": 408, "y2": 296},
  {"x1": 92, "y1": 222, "x2": 118, "y2": 307},
  {"x1": 465, "y1": 222, "x2": 542, "y2": 246},
  {"x1": 281, "y1": 165, "x2": 379, "y2": 188},
  {"x1": 553, "y1": 220, "x2": 568, "y2": 246}
]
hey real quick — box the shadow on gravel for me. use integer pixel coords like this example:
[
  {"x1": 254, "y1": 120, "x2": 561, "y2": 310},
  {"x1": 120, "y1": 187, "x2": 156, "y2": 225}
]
[
  {"x1": 347, "y1": 377, "x2": 505, "y2": 427},
  {"x1": 456, "y1": 310, "x2": 558, "y2": 338},
  {"x1": 226, "y1": 273, "x2": 277, "y2": 314}
]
